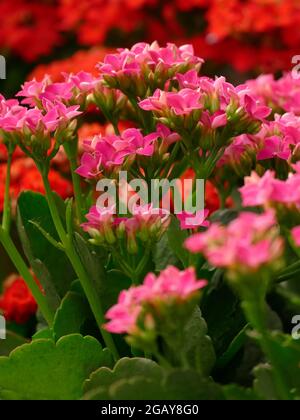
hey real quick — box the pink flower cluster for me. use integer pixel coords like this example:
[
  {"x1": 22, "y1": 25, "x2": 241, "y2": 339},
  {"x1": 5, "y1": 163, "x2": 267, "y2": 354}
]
[
  {"x1": 97, "y1": 42, "x2": 203, "y2": 96},
  {"x1": 76, "y1": 128, "x2": 159, "y2": 178},
  {"x1": 82, "y1": 204, "x2": 170, "y2": 246},
  {"x1": 0, "y1": 94, "x2": 81, "y2": 140},
  {"x1": 17, "y1": 71, "x2": 98, "y2": 108},
  {"x1": 105, "y1": 265, "x2": 207, "y2": 334},
  {"x1": 98, "y1": 42, "x2": 203, "y2": 77},
  {"x1": 185, "y1": 210, "x2": 283, "y2": 273},
  {"x1": 240, "y1": 168, "x2": 300, "y2": 209},
  {"x1": 247, "y1": 73, "x2": 300, "y2": 115},
  {"x1": 219, "y1": 111, "x2": 300, "y2": 174},
  {"x1": 139, "y1": 72, "x2": 270, "y2": 137}
]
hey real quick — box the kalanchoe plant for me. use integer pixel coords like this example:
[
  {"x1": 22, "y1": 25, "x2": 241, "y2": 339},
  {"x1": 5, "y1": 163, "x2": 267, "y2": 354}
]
[{"x1": 0, "y1": 43, "x2": 300, "y2": 401}]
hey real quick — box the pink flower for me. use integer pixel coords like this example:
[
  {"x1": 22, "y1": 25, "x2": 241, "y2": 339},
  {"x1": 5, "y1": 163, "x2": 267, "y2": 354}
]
[
  {"x1": 257, "y1": 135, "x2": 291, "y2": 161},
  {"x1": 105, "y1": 287, "x2": 146, "y2": 334},
  {"x1": 42, "y1": 101, "x2": 81, "y2": 131},
  {"x1": 104, "y1": 266, "x2": 207, "y2": 335},
  {"x1": 241, "y1": 93, "x2": 271, "y2": 121},
  {"x1": 0, "y1": 95, "x2": 27, "y2": 132},
  {"x1": 121, "y1": 129, "x2": 159, "y2": 157},
  {"x1": 64, "y1": 71, "x2": 98, "y2": 92},
  {"x1": 247, "y1": 73, "x2": 300, "y2": 116},
  {"x1": 98, "y1": 42, "x2": 203, "y2": 77},
  {"x1": 76, "y1": 135, "x2": 125, "y2": 178},
  {"x1": 185, "y1": 210, "x2": 283, "y2": 273},
  {"x1": 17, "y1": 78, "x2": 49, "y2": 106},
  {"x1": 143, "y1": 266, "x2": 207, "y2": 300},
  {"x1": 139, "y1": 89, "x2": 168, "y2": 112},
  {"x1": 200, "y1": 110, "x2": 227, "y2": 129},
  {"x1": 76, "y1": 152, "x2": 102, "y2": 179},
  {"x1": 176, "y1": 70, "x2": 201, "y2": 89},
  {"x1": 139, "y1": 88, "x2": 203, "y2": 115},
  {"x1": 218, "y1": 134, "x2": 257, "y2": 167},
  {"x1": 240, "y1": 170, "x2": 300, "y2": 209},
  {"x1": 239, "y1": 171, "x2": 290, "y2": 207},
  {"x1": 77, "y1": 129, "x2": 159, "y2": 179},
  {"x1": 292, "y1": 226, "x2": 300, "y2": 247},
  {"x1": 155, "y1": 123, "x2": 180, "y2": 146}
]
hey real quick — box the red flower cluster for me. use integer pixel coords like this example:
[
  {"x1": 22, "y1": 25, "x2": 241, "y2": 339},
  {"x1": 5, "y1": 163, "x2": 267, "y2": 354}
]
[
  {"x1": 1, "y1": 0, "x2": 299, "y2": 74},
  {"x1": 29, "y1": 48, "x2": 110, "y2": 82},
  {"x1": 0, "y1": 0, "x2": 61, "y2": 61},
  {"x1": 0, "y1": 150, "x2": 73, "y2": 213},
  {"x1": 0, "y1": 275, "x2": 37, "y2": 324}
]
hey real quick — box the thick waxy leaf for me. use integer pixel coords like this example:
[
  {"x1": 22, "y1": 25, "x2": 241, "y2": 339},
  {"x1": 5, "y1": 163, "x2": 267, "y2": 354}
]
[
  {"x1": 83, "y1": 357, "x2": 223, "y2": 400},
  {"x1": 53, "y1": 291, "x2": 93, "y2": 341},
  {"x1": 17, "y1": 191, "x2": 76, "y2": 307},
  {"x1": 0, "y1": 334, "x2": 112, "y2": 400},
  {"x1": 0, "y1": 331, "x2": 28, "y2": 356}
]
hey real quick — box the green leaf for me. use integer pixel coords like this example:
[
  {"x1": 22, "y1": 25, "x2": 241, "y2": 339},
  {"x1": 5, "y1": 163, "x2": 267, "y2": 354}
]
[
  {"x1": 74, "y1": 233, "x2": 107, "y2": 296},
  {"x1": 101, "y1": 270, "x2": 131, "y2": 312},
  {"x1": 167, "y1": 216, "x2": 190, "y2": 267},
  {"x1": 223, "y1": 384, "x2": 260, "y2": 400},
  {"x1": 253, "y1": 364, "x2": 278, "y2": 400},
  {"x1": 201, "y1": 279, "x2": 246, "y2": 357},
  {"x1": 53, "y1": 291, "x2": 93, "y2": 341},
  {"x1": 162, "y1": 370, "x2": 223, "y2": 400},
  {"x1": 83, "y1": 357, "x2": 223, "y2": 400},
  {"x1": 17, "y1": 192, "x2": 76, "y2": 303},
  {"x1": 83, "y1": 357, "x2": 163, "y2": 400},
  {"x1": 0, "y1": 331, "x2": 28, "y2": 356},
  {"x1": 32, "y1": 328, "x2": 53, "y2": 340},
  {"x1": 181, "y1": 307, "x2": 216, "y2": 376},
  {"x1": 112, "y1": 371, "x2": 223, "y2": 400},
  {"x1": 210, "y1": 209, "x2": 240, "y2": 225},
  {"x1": 251, "y1": 332, "x2": 300, "y2": 400},
  {"x1": 216, "y1": 324, "x2": 249, "y2": 369},
  {"x1": 153, "y1": 232, "x2": 180, "y2": 271},
  {"x1": 0, "y1": 334, "x2": 112, "y2": 400}
]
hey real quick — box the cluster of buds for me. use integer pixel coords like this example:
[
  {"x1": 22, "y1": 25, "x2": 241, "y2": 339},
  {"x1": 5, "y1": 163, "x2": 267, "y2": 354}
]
[
  {"x1": 97, "y1": 42, "x2": 203, "y2": 98},
  {"x1": 217, "y1": 134, "x2": 259, "y2": 178},
  {"x1": 104, "y1": 265, "x2": 207, "y2": 355},
  {"x1": 185, "y1": 210, "x2": 284, "y2": 291},
  {"x1": 82, "y1": 204, "x2": 170, "y2": 254},
  {"x1": 89, "y1": 80, "x2": 128, "y2": 126}
]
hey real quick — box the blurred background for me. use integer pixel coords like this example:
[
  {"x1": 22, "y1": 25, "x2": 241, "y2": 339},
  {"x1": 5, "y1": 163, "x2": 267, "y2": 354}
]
[{"x1": 1, "y1": 0, "x2": 300, "y2": 97}]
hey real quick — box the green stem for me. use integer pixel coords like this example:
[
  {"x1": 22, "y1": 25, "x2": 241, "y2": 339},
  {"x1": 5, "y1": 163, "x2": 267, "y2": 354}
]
[
  {"x1": 276, "y1": 260, "x2": 300, "y2": 283},
  {"x1": 2, "y1": 149, "x2": 13, "y2": 232},
  {"x1": 63, "y1": 141, "x2": 86, "y2": 224},
  {"x1": 0, "y1": 227, "x2": 54, "y2": 326},
  {"x1": 242, "y1": 298, "x2": 292, "y2": 400},
  {"x1": 40, "y1": 170, "x2": 119, "y2": 361}
]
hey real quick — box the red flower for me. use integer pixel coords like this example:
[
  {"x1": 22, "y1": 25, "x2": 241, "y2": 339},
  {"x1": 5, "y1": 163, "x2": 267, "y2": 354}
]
[
  {"x1": 0, "y1": 0, "x2": 61, "y2": 62},
  {"x1": 0, "y1": 157, "x2": 73, "y2": 213},
  {"x1": 0, "y1": 275, "x2": 37, "y2": 324}
]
